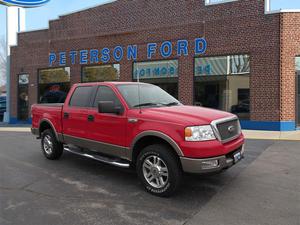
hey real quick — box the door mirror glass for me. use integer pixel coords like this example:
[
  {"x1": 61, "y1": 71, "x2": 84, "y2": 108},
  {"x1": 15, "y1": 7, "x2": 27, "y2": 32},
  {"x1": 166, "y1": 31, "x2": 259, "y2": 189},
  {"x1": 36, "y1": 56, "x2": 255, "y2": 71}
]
[{"x1": 98, "y1": 101, "x2": 123, "y2": 115}]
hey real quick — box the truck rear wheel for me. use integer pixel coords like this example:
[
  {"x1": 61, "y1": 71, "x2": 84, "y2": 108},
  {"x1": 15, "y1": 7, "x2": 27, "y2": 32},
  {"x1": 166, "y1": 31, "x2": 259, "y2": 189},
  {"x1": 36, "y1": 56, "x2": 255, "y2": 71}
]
[
  {"x1": 41, "y1": 129, "x2": 63, "y2": 160},
  {"x1": 136, "y1": 144, "x2": 182, "y2": 197}
]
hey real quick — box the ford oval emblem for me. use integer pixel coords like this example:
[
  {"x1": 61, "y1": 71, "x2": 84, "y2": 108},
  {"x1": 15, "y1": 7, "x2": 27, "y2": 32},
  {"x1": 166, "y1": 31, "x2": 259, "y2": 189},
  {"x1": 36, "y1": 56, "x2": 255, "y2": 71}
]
[
  {"x1": 0, "y1": 0, "x2": 50, "y2": 7},
  {"x1": 228, "y1": 125, "x2": 236, "y2": 133}
]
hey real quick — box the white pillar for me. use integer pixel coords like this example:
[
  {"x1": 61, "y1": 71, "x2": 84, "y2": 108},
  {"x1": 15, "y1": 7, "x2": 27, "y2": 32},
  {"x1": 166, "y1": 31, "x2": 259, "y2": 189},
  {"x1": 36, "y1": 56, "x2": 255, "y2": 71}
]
[
  {"x1": 265, "y1": 0, "x2": 270, "y2": 13},
  {"x1": 3, "y1": 7, "x2": 25, "y2": 123}
]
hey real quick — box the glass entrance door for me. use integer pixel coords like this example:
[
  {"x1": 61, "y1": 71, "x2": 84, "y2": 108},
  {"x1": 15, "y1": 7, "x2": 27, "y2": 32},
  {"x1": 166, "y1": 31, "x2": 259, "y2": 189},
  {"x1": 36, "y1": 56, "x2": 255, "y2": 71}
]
[{"x1": 17, "y1": 74, "x2": 29, "y2": 121}]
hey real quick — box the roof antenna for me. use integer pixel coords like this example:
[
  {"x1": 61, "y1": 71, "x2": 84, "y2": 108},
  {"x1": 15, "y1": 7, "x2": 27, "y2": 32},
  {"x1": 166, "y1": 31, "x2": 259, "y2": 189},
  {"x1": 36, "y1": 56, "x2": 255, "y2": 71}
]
[{"x1": 137, "y1": 70, "x2": 142, "y2": 114}]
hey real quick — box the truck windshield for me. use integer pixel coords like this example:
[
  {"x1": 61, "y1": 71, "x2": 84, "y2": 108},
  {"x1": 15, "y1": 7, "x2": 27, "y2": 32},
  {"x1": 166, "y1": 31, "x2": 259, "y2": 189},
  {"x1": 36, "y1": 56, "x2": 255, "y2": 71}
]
[{"x1": 117, "y1": 83, "x2": 181, "y2": 108}]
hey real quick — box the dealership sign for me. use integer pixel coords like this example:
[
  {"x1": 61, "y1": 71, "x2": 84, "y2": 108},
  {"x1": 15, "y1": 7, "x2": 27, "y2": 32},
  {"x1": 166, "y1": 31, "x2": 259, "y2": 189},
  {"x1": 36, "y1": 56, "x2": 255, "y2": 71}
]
[
  {"x1": 0, "y1": 0, "x2": 49, "y2": 7},
  {"x1": 49, "y1": 38, "x2": 207, "y2": 67}
]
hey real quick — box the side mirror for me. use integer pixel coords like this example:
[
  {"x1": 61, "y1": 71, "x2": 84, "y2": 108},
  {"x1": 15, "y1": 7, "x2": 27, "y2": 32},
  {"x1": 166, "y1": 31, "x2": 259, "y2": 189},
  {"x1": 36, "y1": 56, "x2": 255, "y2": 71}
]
[{"x1": 98, "y1": 101, "x2": 123, "y2": 115}]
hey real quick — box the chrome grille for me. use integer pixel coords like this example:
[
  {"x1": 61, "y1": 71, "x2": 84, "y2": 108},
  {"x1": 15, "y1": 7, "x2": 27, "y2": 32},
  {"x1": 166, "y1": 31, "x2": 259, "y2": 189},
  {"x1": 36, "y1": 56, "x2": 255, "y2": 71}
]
[{"x1": 211, "y1": 117, "x2": 241, "y2": 143}]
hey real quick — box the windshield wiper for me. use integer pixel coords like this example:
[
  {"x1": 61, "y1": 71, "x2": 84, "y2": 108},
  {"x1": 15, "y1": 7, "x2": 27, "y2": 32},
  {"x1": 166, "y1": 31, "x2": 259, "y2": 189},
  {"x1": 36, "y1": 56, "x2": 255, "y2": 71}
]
[
  {"x1": 133, "y1": 103, "x2": 160, "y2": 108},
  {"x1": 164, "y1": 102, "x2": 180, "y2": 106}
]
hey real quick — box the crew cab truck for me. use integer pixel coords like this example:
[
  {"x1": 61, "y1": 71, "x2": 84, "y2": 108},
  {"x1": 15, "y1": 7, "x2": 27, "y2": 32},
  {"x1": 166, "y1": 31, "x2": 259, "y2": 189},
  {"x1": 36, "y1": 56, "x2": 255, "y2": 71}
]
[{"x1": 31, "y1": 82, "x2": 245, "y2": 197}]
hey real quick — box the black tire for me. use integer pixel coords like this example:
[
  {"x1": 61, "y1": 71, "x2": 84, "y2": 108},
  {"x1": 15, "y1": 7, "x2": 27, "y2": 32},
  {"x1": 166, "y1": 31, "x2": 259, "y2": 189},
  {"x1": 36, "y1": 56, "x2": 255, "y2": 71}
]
[
  {"x1": 136, "y1": 144, "x2": 182, "y2": 197},
  {"x1": 41, "y1": 129, "x2": 63, "y2": 160}
]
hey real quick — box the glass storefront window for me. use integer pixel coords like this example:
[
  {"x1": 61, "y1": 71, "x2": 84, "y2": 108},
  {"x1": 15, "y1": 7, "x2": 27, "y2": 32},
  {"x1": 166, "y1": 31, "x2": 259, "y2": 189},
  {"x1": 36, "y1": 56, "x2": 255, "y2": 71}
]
[
  {"x1": 194, "y1": 55, "x2": 250, "y2": 120},
  {"x1": 195, "y1": 55, "x2": 250, "y2": 76},
  {"x1": 230, "y1": 55, "x2": 250, "y2": 74},
  {"x1": 38, "y1": 67, "x2": 70, "y2": 103},
  {"x1": 133, "y1": 60, "x2": 179, "y2": 99},
  {"x1": 195, "y1": 56, "x2": 228, "y2": 76},
  {"x1": 18, "y1": 74, "x2": 29, "y2": 121},
  {"x1": 82, "y1": 64, "x2": 120, "y2": 83}
]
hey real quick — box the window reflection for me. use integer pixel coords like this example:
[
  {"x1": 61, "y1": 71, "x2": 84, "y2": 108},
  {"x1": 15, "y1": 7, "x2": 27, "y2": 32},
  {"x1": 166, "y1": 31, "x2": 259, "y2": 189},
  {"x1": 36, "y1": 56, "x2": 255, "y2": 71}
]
[
  {"x1": 38, "y1": 68, "x2": 70, "y2": 103},
  {"x1": 133, "y1": 60, "x2": 179, "y2": 99},
  {"x1": 194, "y1": 55, "x2": 250, "y2": 120},
  {"x1": 82, "y1": 64, "x2": 120, "y2": 83}
]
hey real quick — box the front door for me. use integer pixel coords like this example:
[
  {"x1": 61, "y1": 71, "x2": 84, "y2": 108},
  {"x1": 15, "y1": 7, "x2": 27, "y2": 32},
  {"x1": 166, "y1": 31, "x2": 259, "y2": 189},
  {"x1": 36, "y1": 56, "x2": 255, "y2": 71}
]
[{"x1": 87, "y1": 85, "x2": 127, "y2": 157}]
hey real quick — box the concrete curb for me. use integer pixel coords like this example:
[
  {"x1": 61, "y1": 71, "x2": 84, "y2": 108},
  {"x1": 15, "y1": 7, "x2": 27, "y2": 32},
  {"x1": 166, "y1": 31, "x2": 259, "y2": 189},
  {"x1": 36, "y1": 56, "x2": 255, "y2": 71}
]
[
  {"x1": 0, "y1": 127, "x2": 31, "y2": 132},
  {"x1": 243, "y1": 130, "x2": 300, "y2": 141}
]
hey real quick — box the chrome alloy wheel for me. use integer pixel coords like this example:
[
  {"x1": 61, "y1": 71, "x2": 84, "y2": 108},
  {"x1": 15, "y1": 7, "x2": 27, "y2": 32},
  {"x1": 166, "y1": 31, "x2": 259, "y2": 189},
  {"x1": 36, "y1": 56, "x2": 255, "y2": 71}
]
[
  {"x1": 43, "y1": 134, "x2": 53, "y2": 155},
  {"x1": 142, "y1": 155, "x2": 169, "y2": 189}
]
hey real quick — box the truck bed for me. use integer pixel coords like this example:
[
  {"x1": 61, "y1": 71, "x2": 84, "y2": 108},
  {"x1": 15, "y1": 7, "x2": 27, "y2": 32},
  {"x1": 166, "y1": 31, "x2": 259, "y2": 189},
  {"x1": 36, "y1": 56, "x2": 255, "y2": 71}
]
[{"x1": 31, "y1": 103, "x2": 64, "y2": 134}]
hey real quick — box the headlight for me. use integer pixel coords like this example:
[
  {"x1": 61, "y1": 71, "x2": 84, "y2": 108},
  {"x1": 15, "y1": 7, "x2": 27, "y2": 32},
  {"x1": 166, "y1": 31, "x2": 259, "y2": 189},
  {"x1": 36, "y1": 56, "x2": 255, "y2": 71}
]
[{"x1": 185, "y1": 125, "x2": 216, "y2": 141}]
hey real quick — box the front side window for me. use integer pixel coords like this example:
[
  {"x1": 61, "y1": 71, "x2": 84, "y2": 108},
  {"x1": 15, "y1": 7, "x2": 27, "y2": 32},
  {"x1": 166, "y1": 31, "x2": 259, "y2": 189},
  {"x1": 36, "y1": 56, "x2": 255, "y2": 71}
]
[
  {"x1": 82, "y1": 64, "x2": 120, "y2": 83},
  {"x1": 38, "y1": 67, "x2": 70, "y2": 103},
  {"x1": 117, "y1": 83, "x2": 180, "y2": 108},
  {"x1": 93, "y1": 86, "x2": 122, "y2": 108},
  {"x1": 69, "y1": 86, "x2": 93, "y2": 108}
]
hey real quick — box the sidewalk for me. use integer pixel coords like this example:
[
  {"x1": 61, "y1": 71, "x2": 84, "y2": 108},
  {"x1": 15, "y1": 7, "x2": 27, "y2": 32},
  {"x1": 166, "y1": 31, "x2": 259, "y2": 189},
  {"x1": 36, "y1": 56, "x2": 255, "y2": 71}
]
[
  {"x1": 243, "y1": 130, "x2": 300, "y2": 141},
  {"x1": 186, "y1": 140, "x2": 300, "y2": 225},
  {"x1": 0, "y1": 123, "x2": 31, "y2": 132}
]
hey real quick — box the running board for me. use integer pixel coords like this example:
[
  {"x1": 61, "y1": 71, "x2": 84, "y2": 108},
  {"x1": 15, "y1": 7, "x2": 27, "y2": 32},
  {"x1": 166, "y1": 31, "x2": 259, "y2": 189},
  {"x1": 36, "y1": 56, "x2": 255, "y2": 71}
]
[{"x1": 64, "y1": 146, "x2": 130, "y2": 168}]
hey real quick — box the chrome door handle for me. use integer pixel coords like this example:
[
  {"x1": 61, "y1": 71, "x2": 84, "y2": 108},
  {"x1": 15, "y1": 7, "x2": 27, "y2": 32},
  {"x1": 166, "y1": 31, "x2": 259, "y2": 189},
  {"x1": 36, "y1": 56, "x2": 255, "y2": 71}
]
[{"x1": 128, "y1": 118, "x2": 138, "y2": 123}]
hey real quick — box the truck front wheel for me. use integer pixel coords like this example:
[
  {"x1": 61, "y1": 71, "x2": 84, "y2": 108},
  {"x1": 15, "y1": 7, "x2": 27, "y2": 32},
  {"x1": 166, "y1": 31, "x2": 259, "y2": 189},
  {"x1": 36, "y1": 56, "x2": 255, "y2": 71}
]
[
  {"x1": 136, "y1": 144, "x2": 182, "y2": 197},
  {"x1": 41, "y1": 129, "x2": 63, "y2": 160}
]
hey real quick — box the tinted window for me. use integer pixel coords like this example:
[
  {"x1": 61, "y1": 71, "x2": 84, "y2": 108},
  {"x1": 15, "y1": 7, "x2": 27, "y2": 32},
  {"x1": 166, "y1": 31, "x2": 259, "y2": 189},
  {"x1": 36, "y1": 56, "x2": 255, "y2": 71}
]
[
  {"x1": 93, "y1": 86, "x2": 121, "y2": 107},
  {"x1": 69, "y1": 86, "x2": 93, "y2": 107}
]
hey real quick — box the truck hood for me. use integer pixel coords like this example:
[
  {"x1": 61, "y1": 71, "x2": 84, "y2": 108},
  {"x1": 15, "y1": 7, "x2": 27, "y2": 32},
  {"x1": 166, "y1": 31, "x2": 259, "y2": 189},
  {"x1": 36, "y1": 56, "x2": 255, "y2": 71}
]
[{"x1": 138, "y1": 105, "x2": 235, "y2": 126}]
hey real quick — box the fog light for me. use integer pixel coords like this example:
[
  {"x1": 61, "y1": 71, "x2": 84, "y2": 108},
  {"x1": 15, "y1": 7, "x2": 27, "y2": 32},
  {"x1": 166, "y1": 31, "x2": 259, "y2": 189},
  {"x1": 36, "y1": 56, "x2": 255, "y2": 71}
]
[{"x1": 201, "y1": 160, "x2": 219, "y2": 170}]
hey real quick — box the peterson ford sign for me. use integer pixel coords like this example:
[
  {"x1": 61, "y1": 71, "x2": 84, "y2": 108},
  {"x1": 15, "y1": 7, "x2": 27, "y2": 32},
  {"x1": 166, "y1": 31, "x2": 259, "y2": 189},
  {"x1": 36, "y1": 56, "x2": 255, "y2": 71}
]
[
  {"x1": 0, "y1": 0, "x2": 49, "y2": 7},
  {"x1": 49, "y1": 38, "x2": 207, "y2": 67}
]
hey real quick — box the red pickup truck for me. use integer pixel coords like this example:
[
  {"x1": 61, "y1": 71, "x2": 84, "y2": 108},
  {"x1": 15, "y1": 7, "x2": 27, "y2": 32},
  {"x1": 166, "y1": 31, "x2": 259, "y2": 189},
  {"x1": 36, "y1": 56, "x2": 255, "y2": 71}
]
[{"x1": 31, "y1": 82, "x2": 244, "y2": 197}]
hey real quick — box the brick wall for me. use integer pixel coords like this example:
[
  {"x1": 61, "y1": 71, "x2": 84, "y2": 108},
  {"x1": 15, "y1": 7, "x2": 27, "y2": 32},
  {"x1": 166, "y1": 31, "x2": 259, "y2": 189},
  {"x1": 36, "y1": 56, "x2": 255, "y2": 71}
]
[
  {"x1": 10, "y1": 0, "x2": 286, "y2": 123},
  {"x1": 280, "y1": 13, "x2": 300, "y2": 122}
]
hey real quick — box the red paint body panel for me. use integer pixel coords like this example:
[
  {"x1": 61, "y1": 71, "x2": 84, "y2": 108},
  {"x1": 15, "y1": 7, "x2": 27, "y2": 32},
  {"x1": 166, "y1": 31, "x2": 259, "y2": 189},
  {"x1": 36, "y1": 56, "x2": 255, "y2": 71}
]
[
  {"x1": 87, "y1": 108, "x2": 127, "y2": 146},
  {"x1": 32, "y1": 82, "x2": 245, "y2": 160}
]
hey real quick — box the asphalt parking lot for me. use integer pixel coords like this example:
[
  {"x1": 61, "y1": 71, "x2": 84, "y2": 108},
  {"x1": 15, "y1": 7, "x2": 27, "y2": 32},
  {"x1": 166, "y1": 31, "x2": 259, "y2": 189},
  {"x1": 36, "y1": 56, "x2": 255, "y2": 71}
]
[{"x1": 0, "y1": 131, "x2": 299, "y2": 225}]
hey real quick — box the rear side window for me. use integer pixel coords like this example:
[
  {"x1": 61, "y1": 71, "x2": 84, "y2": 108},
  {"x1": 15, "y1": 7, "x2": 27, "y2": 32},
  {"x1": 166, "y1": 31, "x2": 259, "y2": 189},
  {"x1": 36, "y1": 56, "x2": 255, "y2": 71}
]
[
  {"x1": 93, "y1": 86, "x2": 122, "y2": 107},
  {"x1": 69, "y1": 86, "x2": 93, "y2": 107}
]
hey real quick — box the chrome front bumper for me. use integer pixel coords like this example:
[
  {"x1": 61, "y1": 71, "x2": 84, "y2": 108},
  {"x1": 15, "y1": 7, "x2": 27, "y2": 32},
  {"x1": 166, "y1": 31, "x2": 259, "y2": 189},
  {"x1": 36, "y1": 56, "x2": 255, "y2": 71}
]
[{"x1": 180, "y1": 145, "x2": 245, "y2": 174}]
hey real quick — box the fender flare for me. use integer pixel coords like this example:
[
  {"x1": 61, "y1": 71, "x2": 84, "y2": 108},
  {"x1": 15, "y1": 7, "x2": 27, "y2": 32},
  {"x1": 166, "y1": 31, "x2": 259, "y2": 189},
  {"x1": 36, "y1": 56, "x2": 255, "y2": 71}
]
[
  {"x1": 39, "y1": 119, "x2": 59, "y2": 140},
  {"x1": 130, "y1": 131, "x2": 184, "y2": 160}
]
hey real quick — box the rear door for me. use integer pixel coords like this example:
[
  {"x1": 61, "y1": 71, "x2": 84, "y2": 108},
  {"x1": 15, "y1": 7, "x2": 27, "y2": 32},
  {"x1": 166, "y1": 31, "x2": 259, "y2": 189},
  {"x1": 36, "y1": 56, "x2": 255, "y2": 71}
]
[
  {"x1": 86, "y1": 85, "x2": 127, "y2": 156},
  {"x1": 62, "y1": 85, "x2": 94, "y2": 140}
]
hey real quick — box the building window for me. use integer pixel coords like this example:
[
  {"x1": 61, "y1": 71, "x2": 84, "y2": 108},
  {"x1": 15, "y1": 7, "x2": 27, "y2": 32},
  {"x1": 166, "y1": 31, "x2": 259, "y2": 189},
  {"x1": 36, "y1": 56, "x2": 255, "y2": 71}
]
[
  {"x1": 230, "y1": 55, "x2": 250, "y2": 74},
  {"x1": 82, "y1": 64, "x2": 120, "y2": 83},
  {"x1": 38, "y1": 67, "x2": 70, "y2": 103},
  {"x1": 133, "y1": 60, "x2": 179, "y2": 99},
  {"x1": 18, "y1": 74, "x2": 29, "y2": 121},
  {"x1": 194, "y1": 55, "x2": 250, "y2": 120}
]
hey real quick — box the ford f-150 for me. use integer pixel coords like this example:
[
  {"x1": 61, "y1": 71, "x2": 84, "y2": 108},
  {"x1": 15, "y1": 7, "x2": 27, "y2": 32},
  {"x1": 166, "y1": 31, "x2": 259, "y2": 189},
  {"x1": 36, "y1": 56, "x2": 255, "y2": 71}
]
[{"x1": 31, "y1": 82, "x2": 244, "y2": 197}]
